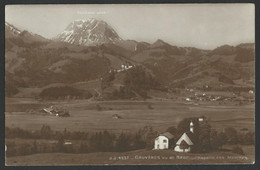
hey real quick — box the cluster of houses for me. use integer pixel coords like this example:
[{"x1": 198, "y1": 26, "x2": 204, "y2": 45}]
[
  {"x1": 184, "y1": 93, "x2": 230, "y2": 103},
  {"x1": 154, "y1": 117, "x2": 204, "y2": 153},
  {"x1": 109, "y1": 64, "x2": 135, "y2": 73},
  {"x1": 184, "y1": 88, "x2": 254, "y2": 104},
  {"x1": 184, "y1": 88, "x2": 228, "y2": 103}
]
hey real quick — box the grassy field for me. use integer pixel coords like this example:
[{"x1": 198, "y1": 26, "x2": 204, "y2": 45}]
[
  {"x1": 5, "y1": 97, "x2": 255, "y2": 165},
  {"x1": 5, "y1": 97, "x2": 255, "y2": 133},
  {"x1": 6, "y1": 145, "x2": 254, "y2": 165}
]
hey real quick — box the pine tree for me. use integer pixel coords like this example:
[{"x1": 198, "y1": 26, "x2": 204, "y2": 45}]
[
  {"x1": 116, "y1": 132, "x2": 130, "y2": 152},
  {"x1": 57, "y1": 136, "x2": 65, "y2": 152},
  {"x1": 32, "y1": 140, "x2": 38, "y2": 153},
  {"x1": 133, "y1": 132, "x2": 146, "y2": 150}
]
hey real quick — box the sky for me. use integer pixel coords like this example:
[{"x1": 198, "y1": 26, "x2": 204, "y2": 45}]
[{"x1": 5, "y1": 4, "x2": 254, "y2": 49}]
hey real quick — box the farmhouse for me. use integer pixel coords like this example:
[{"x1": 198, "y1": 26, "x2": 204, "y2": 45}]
[
  {"x1": 42, "y1": 106, "x2": 70, "y2": 117},
  {"x1": 154, "y1": 132, "x2": 174, "y2": 150},
  {"x1": 174, "y1": 121, "x2": 196, "y2": 152},
  {"x1": 112, "y1": 114, "x2": 121, "y2": 119}
]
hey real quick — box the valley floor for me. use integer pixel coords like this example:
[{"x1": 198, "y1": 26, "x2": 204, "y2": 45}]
[
  {"x1": 5, "y1": 98, "x2": 255, "y2": 133},
  {"x1": 5, "y1": 98, "x2": 255, "y2": 165}
]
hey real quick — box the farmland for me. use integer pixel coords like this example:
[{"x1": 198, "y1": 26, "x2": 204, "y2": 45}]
[
  {"x1": 5, "y1": 97, "x2": 254, "y2": 133},
  {"x1": 5, "y1": 97, "x2": 255, "y2": 165}
]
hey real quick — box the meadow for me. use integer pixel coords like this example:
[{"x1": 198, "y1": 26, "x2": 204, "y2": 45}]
[
  {"x1": 5, "y1": 97, "x2": 254, "y2": 133},
  {"x1": 6, "y1": 145, "x2": 254, "y2": 165},
  {"x1": 5, "y1": 97, "x2": 255, "y2": 165}
]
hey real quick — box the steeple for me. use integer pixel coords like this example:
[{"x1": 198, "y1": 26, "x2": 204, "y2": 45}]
[{"x1": 190, "y1": 121, "x2": 194, "y2": 133}]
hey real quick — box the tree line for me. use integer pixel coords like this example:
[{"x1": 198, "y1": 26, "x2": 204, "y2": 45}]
[
  {"x1": 5, "y1": 117, "x2": 254, "y2": 157},
  {"x1": 6, "y1": 125, "x2": 157, "y2": 157}
]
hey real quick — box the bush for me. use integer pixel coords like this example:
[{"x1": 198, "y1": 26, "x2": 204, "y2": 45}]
[
  {"x1": 218, "y1": 74, "x2": 234, "y2": 84},
  {"x1": 147, "y1": 104, "x2": 153, "y2": 109},
  {"x1": 232, "y1": 146, "x2": 245, "y2": 155},
  {"x1": 224, "y1": 127, "x2": 238, "y2": 144}
]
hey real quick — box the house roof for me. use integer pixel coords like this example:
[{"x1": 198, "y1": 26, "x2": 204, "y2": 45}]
[
  {"x1": 159, "y1": 132, "x2": 174, "y2": 139},
  {"x1": 176, "y1": 132, "x2": 196, "y2": 146},
  {"x1": 43, "y1": 107, "x2": 54, "y2": 113}
]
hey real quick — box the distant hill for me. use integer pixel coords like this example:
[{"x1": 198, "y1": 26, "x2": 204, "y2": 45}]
[
  {"x1": 5, "y1": 22, "x2": 48, "y2": 48},
  {"x1": 5, "y1": 20, "x2": 255, "y2": 98}
]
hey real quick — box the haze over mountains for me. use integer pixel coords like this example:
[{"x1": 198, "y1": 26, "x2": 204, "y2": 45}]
[{"x1": 5, "y1": 19, "x2": 255, "y2": 98}]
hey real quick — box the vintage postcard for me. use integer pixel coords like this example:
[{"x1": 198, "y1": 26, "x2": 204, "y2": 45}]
[{"x1": 5, "y1": 4, "x2": 255, "y2": 165}]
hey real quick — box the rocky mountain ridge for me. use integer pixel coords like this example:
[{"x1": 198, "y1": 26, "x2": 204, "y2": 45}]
[{"x1": 54, "y1": 18, "x2": 122, "y2": 46}]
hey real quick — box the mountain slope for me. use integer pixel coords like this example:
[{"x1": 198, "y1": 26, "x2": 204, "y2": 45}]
[
  {"x1": 5, "y1": 22, "x2": 136, "y2": 88},
  {"x1": 5, "y1": 22, "x2": 22, "y2": 38},
  {"x1": 5, "y1": 21, "x2": 255, "y2": 98},
  {"x1": 5, "y1": 22, "x2": 47, "y2": 43}
]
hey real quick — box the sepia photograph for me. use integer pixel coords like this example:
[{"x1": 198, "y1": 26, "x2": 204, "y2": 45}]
[{"x1": 5, "y1": 4, "x2": 255, "y2": 165}]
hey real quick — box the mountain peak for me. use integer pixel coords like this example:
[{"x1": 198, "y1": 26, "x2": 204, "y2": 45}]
[
  {"x1": 154, "y1": 39, "x2": 166, "y2": 44},
  {"x1": 54, "y1": 18, "x2": 122, "y2": 46},
  {"x1": 150, "y1": 39, "x2": 170, "y2": 48}
]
